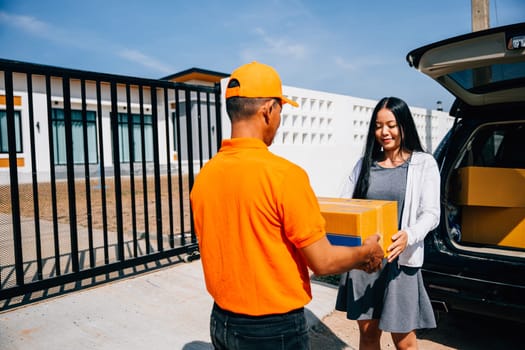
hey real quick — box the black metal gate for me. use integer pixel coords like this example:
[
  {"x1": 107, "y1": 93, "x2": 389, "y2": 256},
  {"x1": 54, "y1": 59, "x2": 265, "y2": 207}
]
[{"x1": 0, "y1": 59, "x2": 222, "y2": 306}]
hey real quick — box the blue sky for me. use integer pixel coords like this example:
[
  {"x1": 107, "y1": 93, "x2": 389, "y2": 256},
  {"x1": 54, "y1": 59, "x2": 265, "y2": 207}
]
[{"x1": 0, "y1": 0, "x2": 524, "y2": 111}]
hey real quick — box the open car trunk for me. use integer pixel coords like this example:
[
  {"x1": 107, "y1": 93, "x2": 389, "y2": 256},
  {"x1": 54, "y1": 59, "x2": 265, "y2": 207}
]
[
  {"x1": 443, "y1": 119, "x2": 525, "y2": 257},
  {"x1": 406, "y1": 22, "x2": 525, "y2": 258}
]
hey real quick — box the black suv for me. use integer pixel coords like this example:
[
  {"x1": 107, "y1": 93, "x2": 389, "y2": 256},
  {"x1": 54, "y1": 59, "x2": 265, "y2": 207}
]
[{"x1": 406, "y1": 22, "x2": 525, "y2": 322}]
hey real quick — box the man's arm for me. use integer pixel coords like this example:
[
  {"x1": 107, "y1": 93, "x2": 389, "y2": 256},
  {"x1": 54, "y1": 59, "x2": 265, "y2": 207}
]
[{"x1": 300, "y1": 234, "x2": 384, "y2": 276}]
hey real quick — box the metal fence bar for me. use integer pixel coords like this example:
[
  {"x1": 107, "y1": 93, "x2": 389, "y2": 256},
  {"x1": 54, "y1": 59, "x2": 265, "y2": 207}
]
[
  {"x1": 62, "y1": 76, "x2": 80, "y2": 273},
  {"x1": 150, "y1": 87, "x2": 163, "y2": 252},
  {"x1": 81, "y1": 78, "x2": 95, "y2": 268},
  {"x1": 184, "y1": 90, "x2": 197, "y2": 246},
  {"x1": 205, "y1": 91, "x2": 213, "y2": 160},
  {"x1": 26, "y1": 73, "x2": 44, "y2": 280},
  {"x1": 44, "y1": 75, "x2": 61, "y2": 276},
  {"x1": 163, "y1": 87, "x2": 175, "y2": 248},
  {"x1": 185, "y1": 90, "x2": 195, "y2": 189},
  {"x1": 196, "y1": 92, "x2": 204, "y2": 169},
  {"x1": 5, "y1": 70, "x2": 24, "y2": 286},
  {"x1": 110, "y1": 81, "x2": 125, "y2": 261},
  {"x1": 174, "y1": 89, "x2": 186, "y2": 246},
  {"x1": 214, "y1": 83, "x2": 222, "y2": 153},
  {"x1": 95, "y1": 80, "x2": 110, "y2": 265},
  {"x1": 125, "y1": 83, "x2": 138, "y2": 258},
  {"x1": 138, "y1": 85, "x2": 151, "y2": 254}
]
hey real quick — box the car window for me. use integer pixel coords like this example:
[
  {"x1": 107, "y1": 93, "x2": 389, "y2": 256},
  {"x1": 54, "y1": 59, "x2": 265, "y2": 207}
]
[{"x1": 449, "y1": 62, "x2": 525, "y2": 93}]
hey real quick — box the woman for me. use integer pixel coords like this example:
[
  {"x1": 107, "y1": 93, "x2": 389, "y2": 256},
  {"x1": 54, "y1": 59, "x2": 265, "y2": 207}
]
[{"x1": 336, "y1": 97, "x2": 440, "y2": 350}]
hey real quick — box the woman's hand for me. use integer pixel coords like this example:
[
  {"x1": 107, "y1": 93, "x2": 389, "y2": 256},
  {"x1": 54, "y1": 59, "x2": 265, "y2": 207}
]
[{"x1": 386, "y1": 230, "x2": 408, "y2": 263}]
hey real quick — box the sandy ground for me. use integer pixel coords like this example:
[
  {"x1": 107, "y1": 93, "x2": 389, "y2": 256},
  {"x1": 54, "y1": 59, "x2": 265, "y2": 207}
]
[{"x1": 309, "y1": 308, "x2": 523, "y2": 350}]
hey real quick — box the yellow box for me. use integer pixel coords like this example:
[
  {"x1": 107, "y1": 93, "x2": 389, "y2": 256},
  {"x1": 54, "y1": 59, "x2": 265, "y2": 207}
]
[
  {"x1": 461, "y1": 206, "x2": 525, "y2": 248},
  {"x1": 454, "y1": 166, "x2": 525, "y2": 207},
  {"x1": 317, "y1": 197, "x2": 398, "y2": 254}
]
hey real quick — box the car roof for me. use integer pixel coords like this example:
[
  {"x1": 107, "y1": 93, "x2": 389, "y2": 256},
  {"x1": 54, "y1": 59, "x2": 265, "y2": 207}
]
[{"x1": 406, "y1": 22, "x2": 525, "y2": 107}]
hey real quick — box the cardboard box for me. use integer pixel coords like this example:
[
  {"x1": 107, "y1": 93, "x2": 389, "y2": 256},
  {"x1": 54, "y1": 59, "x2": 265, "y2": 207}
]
[
  {"x1": 461, "y1": 206, "x2": 525, "y2": 248},
  {"x1": 317, "y1": 197, "x2": 398, "y2": 254},
  {"x1": 454, "y1": 166, "x2": 525, "y2": 207}
]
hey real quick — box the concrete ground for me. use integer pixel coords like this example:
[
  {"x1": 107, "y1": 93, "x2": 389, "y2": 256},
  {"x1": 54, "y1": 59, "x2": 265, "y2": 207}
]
[{"x1": 0, "y1": 261, "x2": 340, "y2": 350}]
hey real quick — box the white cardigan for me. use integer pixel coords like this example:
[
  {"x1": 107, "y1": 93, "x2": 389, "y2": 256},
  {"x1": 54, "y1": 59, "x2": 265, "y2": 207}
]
[{"x1": 340, "y1": 152, "x2": 441, "y2": 267}]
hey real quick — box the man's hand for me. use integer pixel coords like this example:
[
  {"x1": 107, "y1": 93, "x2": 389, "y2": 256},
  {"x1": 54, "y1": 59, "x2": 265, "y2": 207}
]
[{"x1": 357, "y1": 234, "x2": 384, "y2": 273}]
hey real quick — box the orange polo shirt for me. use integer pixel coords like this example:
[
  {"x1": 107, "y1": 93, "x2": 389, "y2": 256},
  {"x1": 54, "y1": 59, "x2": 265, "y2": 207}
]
[{"x1": 190, "y1": 138, "x2": 326, "y2": 316}]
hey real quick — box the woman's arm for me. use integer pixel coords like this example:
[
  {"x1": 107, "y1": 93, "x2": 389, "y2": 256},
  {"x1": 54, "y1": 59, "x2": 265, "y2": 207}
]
[{"x1": 405, "y1": 154, "x2": 441, "y2": 246}]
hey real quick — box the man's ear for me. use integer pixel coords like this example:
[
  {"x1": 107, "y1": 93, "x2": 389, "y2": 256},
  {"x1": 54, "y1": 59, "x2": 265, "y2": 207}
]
[{"x1": 261, "y1": 101, "x2": 272, "y2": 125}]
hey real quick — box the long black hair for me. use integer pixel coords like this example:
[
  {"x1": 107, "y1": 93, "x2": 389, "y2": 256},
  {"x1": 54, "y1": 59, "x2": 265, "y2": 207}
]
[{"x1": 353, "y1": 97, "x2": 424, "y2": 198}]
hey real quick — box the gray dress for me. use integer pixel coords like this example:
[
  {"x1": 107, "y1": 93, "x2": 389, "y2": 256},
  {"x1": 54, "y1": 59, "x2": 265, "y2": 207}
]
[{"x1": 335, "y1": 159, "x2": 436, "y2": 333}]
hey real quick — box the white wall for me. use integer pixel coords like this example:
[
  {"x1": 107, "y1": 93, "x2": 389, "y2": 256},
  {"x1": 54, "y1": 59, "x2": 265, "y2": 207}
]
[{"x1": 220, "y1": 79, "x2": 454, "y2": 197}]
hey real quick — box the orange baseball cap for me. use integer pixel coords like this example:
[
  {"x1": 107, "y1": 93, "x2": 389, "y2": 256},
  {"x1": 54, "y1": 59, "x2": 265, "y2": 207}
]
[{"x1": 225, "y1": 61, "x2": 299, "y2": 107}]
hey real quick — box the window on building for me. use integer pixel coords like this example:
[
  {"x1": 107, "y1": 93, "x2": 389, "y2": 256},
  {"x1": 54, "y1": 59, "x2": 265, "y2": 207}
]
[
  {"x1": 52, "y1": 109, "x2": 98, "y2": 165},
  {"x1": 117, "y1": 113, "x2": 153, "y2": 162},
  {"x1": 0, "y1": 110, "x2": 23, "y2": 153}
]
